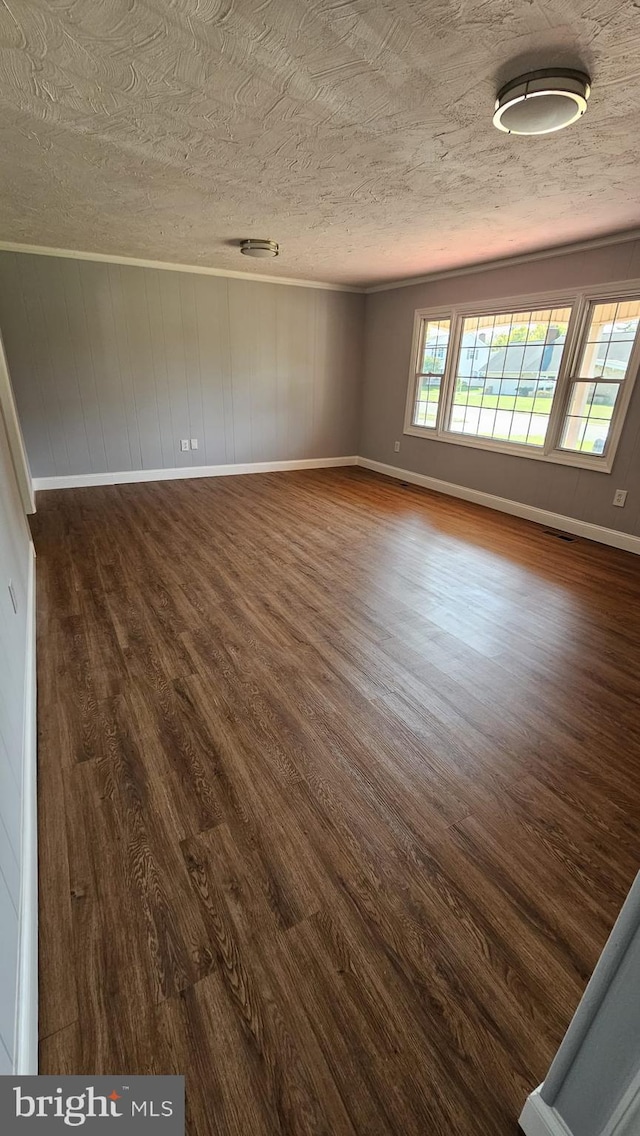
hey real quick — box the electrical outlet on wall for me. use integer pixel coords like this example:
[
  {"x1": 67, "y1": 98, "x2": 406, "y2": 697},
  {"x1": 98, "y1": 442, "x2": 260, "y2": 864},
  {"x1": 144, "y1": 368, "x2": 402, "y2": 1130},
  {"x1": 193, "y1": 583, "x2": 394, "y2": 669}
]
[
  {"x1": 394, "y1": 441, "x2": 400, "y2": 452},
  {"x1": 180, "y1": 439, "x2": 189, "y2": 452},
  {"x1": 190, "y1": 438, "x2": 198, "y2": 450},
  {"x1": 613, "y1": 489, "x2": 628, "y2": 507}
]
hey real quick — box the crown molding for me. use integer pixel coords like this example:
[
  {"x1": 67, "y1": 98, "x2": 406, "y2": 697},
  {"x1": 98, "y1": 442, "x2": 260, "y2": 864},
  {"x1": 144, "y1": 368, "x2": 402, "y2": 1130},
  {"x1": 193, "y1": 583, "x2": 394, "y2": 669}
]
[
  {"x1": 364, "y1": 227, "x2": 640, "y2": 294},
  {"x1": 3, "y1": 227, "x2": 640, "y2": 296},
  {"x1": 0, "y1": 240, "x2": 365, "y2": 294}
]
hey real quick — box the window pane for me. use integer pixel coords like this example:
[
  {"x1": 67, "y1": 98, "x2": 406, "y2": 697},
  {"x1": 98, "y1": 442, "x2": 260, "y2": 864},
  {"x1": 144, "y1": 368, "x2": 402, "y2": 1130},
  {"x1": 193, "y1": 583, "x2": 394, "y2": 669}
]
[
  {"x1": 447, "y1": 306, "x2": 572, "y2": 447},
  {"x1": 559, "y1": 381, "x2": 620, "y2": 454},
  {"x1": 420, "y1": 318, "x2": 450, "y2": 376},
  {"x1": 413, "y1": 375, "x2": 441, "y2": 429},
  {"x1": 413, "y1": 318, "x2": 450, "y2": 428},
  {"x1": 577, "y1": 299, "x2": 640, "y2": 380}
]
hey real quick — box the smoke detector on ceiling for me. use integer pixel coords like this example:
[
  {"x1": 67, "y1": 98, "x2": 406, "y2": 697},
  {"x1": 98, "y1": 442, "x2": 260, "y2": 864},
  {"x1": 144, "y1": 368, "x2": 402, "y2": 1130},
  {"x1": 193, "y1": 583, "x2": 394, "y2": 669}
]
[
  {"x1": 493, "y1": 68, "x2": 591, "y2": 135},
  {"x1": 240, "y1": 239, "x2": 279, "y2": 258}
]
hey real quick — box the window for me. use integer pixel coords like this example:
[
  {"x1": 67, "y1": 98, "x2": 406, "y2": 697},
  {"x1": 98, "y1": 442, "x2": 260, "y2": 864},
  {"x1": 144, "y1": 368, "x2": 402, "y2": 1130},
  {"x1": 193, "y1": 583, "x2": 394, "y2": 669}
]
[
  {"x1": 559, "y1": 299, "x2": 640, "y2": 455},
  {"x1": 450, "y1": 306, "x2": 571, "y2": 448},
  {"x1": 411, "y1": 317, "x2": 450, "y2": 428},
  {"x1": 405, "y1": 287, "x2": 640, "y2": 472}
]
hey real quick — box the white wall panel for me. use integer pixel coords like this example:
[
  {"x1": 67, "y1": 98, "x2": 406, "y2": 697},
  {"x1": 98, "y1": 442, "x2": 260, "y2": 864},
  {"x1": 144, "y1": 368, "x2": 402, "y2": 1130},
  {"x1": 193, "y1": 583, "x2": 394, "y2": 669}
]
[
  {"x1": 0, "y1": 824, "x2": 19, "y2": 1065},
  {"x1": 0, "y1": 396, "x2": 34, "y2": 1071}
]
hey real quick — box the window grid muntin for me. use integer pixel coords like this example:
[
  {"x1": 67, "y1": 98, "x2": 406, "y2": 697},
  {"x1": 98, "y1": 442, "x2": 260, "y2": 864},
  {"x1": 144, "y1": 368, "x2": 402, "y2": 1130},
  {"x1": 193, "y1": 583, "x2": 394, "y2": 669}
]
[
  {"x1": 411, "y1": 316, "x2": 451, "y2": 430},
  {"x1": 447, "y1": 305, "x2": 571, "y2": 448},
  {"x1": 576, "y1": 300, "x2": 640, "y2": 380},
  {"x1": 413, "y1": 373, "x2": 442, "y2": 429},
  {"x1": 405, "y1": 285, "x2": 640, "y2": 473},
  {"x1": 559, "y1": 298, "x2": 640, "y2": 455}
]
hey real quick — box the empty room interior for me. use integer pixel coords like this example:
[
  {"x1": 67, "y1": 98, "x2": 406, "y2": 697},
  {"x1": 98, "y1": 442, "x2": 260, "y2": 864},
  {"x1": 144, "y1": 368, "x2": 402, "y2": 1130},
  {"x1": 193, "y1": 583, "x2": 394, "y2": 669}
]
[{"x1": 2, "y1": 2, "x2": 640, "y2": 1134}]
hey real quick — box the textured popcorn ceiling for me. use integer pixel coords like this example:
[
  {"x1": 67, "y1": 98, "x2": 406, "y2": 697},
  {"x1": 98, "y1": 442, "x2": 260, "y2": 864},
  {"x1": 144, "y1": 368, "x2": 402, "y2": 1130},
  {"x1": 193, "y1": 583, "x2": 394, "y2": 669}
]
[{"x1": 0, "y1": 0, "x2": 639, "y2": 287}]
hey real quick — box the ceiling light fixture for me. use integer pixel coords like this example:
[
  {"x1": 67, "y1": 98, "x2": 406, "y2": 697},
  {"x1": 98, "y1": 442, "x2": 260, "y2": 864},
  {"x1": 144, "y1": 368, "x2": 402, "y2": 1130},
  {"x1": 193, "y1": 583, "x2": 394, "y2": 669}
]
[
  {"x1": 493, "y1": 68, "x2": 591, "y2": 136},
  {"x1": 240, "y1": 239, "x2": 279, "y2": 258}
]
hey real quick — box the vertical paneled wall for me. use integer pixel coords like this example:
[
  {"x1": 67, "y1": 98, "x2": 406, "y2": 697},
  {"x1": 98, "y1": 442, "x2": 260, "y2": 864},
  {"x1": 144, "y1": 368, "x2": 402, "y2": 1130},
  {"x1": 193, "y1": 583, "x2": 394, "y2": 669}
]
[
  {"x1": 0, "y1": 253, "x2": 364, "y2": 479},
  {"x1": 0, "y1": 404, "x2": 33, "y2": 1071}
]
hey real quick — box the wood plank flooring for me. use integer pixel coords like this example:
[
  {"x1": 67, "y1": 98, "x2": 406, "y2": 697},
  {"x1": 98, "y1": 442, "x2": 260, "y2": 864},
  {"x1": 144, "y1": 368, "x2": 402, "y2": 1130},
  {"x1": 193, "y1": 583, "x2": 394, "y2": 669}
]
[{"x1": 33, "y1": 467, "x2": 640, "y2": 1136}]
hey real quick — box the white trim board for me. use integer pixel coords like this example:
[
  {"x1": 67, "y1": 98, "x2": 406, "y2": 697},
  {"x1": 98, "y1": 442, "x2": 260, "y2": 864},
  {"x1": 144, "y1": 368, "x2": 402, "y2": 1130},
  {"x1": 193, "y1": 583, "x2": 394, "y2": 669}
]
[
  {"x1": 14, "y1": 542, "x2": 38, "y2": 1074},
  {"x1": 0, "y1": 241, "x2": 364, "y2": 294},
  {"x1": 520, "y1": 1071, "x2": 640, "y2": 1136},
  {"x1": 357, "y1": 457, "x2": 640, "y2": 555},
  {"x1": 0, "y1": 333, "x2": 34, "y2": 514},
  {"x1": 33, "y1": 455, "x2": 359, "y2": 491},
  {"x1": 519, "y1": 1089, "x2": 574, "y2": 1136},
  {"x1": 32, "y1": 455, "x2": 640, "y2": 556},
  {"x1": 2, "y1": 226, "x2": 640, "y2": 296},
  {"x1": 401, "y1": 281, "x2": 640, "y2": 478}
]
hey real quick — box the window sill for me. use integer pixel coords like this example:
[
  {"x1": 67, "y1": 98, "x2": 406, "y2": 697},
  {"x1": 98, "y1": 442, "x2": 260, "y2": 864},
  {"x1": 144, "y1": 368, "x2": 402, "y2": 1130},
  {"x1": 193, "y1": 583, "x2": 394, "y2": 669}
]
[{"x1": 403, "y1": 425, "x2": 613, "y2": 473}]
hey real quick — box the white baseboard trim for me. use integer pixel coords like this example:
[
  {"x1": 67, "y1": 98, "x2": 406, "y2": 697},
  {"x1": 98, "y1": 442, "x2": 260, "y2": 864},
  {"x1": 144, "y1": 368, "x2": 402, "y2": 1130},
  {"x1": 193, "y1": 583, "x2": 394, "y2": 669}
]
[
  {"x1": 14, "y1": 542, "x2": 38, "y2": 1073},
  {"x1": 519, "y1": 1089, "x2": 574, "y2": 1136},
  {"x1": 357, "y1": 457, "x2": 640, "y2": 556},
  {"x1": 33, "y1": 455, "x2": 359, "y2": 491},
  {"x1": 31, "y1": 455, "x2": 640, "y2": 556}
]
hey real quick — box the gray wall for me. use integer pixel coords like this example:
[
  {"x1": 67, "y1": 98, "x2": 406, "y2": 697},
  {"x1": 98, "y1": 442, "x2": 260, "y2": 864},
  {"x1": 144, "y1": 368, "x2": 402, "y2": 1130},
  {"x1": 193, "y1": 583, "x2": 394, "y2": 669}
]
[
  {"x1": 0, "y1": 401, "x2": 33, "y2": 1071},
  {"x1": 554, "y1": 932, "x2": 640, "y2": 1135},
  {"x1": 5, "y1": 241, "x2": 640, "y2": 537},
  {"x1": 361, "y1": 238, "x2": 640, "y2": 536},
  {"x1": 0, "y1": 253, "x2": 364, "y2": 479}
]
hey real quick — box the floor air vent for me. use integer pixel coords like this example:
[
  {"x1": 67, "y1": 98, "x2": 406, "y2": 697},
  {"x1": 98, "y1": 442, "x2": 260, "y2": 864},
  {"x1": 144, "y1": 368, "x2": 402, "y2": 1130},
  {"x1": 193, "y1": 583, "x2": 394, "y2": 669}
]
[{"x1": 544, "y1": 528, "x2": 577, "y2": 542}]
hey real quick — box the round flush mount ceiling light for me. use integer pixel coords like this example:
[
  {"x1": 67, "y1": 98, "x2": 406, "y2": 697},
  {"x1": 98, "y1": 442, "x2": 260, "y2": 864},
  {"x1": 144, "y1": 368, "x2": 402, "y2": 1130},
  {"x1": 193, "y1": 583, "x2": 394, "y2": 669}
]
[
  {"x1": 493, "y1": 68, "x2": 591, "y2": 135},
  {"x1": 240, "y1": 239, "x2": 279, "y2": 258}
]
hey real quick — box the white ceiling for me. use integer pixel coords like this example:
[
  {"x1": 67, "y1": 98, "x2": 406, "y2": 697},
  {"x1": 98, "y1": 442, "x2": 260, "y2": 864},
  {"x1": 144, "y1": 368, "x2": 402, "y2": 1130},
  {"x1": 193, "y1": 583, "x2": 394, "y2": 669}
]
[{"x1": 0, "y1": 0, "x2": 639, "y2": 288}]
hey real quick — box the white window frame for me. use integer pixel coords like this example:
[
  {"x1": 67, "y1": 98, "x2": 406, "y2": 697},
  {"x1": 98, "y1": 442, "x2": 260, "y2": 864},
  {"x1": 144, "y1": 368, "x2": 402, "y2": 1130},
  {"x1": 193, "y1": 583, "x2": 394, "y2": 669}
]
[{"x1": 403, "y1": 281, "x2": 640, "y2": 474}]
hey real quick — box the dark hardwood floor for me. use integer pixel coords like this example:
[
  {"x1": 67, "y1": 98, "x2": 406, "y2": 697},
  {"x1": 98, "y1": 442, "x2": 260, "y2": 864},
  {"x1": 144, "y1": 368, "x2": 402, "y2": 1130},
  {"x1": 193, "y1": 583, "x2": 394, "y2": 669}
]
[{"x1": 33, "y1": 467, "x2": 640, "y2": 1136}]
